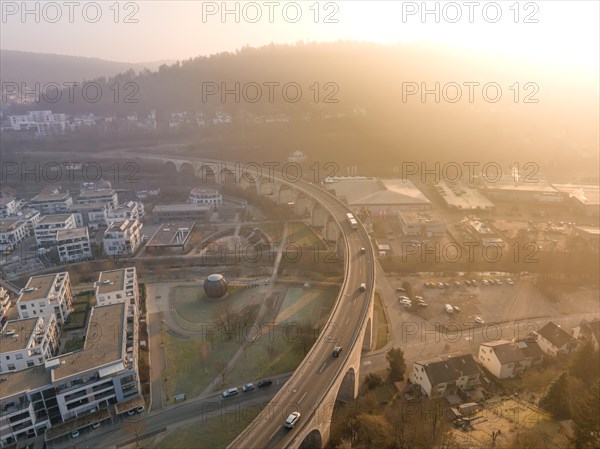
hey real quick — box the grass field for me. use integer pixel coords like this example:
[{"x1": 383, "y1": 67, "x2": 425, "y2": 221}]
[
  {"x1": 153, "y1": 401, "x2": 267, "y2": 449},
  {"x1": 374, "y1": 292, "x2": 389, "y2": 350}
]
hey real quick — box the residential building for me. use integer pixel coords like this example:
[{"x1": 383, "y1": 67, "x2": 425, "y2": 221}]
[
  {"x1": 14, "y1": 208, "x2": 42, "y2": 232},
  {"x1": 468, "y1": 220, "x2": 504, "y2": 247},
  {"x1": 0, "y1": 219, "x2": 29, "y2": 254},
  {"x1": 409, "y1": 354, "x2": 480, "y2": 399},
  {"x1": 77, "y1": 189, "x2": 118, "y2": 209},
  {"x1": 399, "y1": 211, "x2": 447, "y2": 237},
  {"x1": 106, "y1": 201, "x2": 145, "y2": 222},
  {"x1": 34, "y1": 214, "x2": 76, "y2": 246},
  {"x1": 94, "y1": 267, "x2": 138, "y2": 310},
  {"x1": 189, "y1": 187, "x2": 222, "y2": 208},
  {"x1": 535, "y1": 321, "x2": 579, "y2": 356},
  {"x1": 16, "y1": 273, "x2": 73, "y2": 324},
  {"x1": 572, "y1": 318, "x2": 600, "y2": 351},
  {"x1": 68, "y1": 203, "x2": 109, "y2": 229},
  {"x1": 29, "y1": 193, "x2": 73, "y2": 215},
  {"x1": 0, "y1": 302, "x2": 142, "y2": 447},
  {"x1": 0, "y1": 315, "x2": 59, "y2": 373},
  {"x1": 153, "y1": 204, "x2": 213, "y2": 223},
  {"x1": 0, "y1": 288, "x2": 10, "y2": 324},
  {"x1": 103, "y1": 220, "x2": 142, "y2": 256},
  {"x1": 135, "y1": 183, "x2": 160, "y2": 200},
  {"x1": 56, "y1": 228, "x2": 92, "y2": 264},
  {"x1": 0, "y1": 197, "x2": 19, "y2": 218},
  {"x1": 478, "y1": 339, "x2": 543, "y2": 379}
]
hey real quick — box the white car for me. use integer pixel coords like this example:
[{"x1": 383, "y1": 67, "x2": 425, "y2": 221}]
[
  {"x1": 91, "y1": 422, "x2": 100, "y2": 430},
  {"x1": 482, "y1": 280, "x2": 489, "y2": 286},
  {"x1": 222, "y1": 387, "x2": 239, "y2": 398},
  {"x1": 264, "y1": 278, "x2": 271, "y2": 285},
  {"x1": 285, "y1": 411, "x2": 301, "y2": 429},
  {"x1": 398, "y1": 296, "x2": 410, "y2": 301},
  {"x1": 71, "y1": 430, "x2": 80, "y2": 438},
  {"x1": 475, "y1": 316, "x2": 485, "y2": 325},
  {"x1": 506, "y1": 278, "x2": 514, "y2": 285}
]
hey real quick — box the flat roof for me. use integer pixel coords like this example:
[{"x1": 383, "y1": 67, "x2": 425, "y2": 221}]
[
  {"x1": 0, "y1": 197, "x2": 15, "y2": 206},
  {"x1": 399, "y1": 210, "x2": 444, "y2": 224},
  {"x1": 436, "y1": 181, "x2": 495, "y2": 210},
  {"x1": 31, "y1": 193, "x2": 71, "y2": 202},
  {"x1": 147, "y1": 222, "x2": 195, "y2": 247},
  {"x1": 483, "y1": 178, "x2": 559, "y2": 194},
  {"x1": 0, "y1": 317, "x2": 40, "y2": 352},
  {"x1": 56, "y1": 227, "x2": 89, "y2": 241},
  {"x1": 18, "y1": 273, "x2": 66, "y2": 303},
  {"x1": 52, "y1": 303, "x2": 125, "y2": 381},
  {"x1": 0, "y1": 218, "x2": 22, "y2": 231},
  {"x1": 106, "y1": 220, "x2": 137, "y2": 232},
  {"x1": 95, "y1": 268, "x2": 135, "y2": 294},
  {"x1": 68, "y1": 203, "x2": 108, "y2": 211},
  {"x1": 78, "y1": 189, "x2": 116, "y2": 198},
  {"x1": 154, "y1": 204, "x2": 213, "y2": 212},
  {"x1": 328, "y1": 177, "x2": 430, "y2": 206},
  {"x1": 553, "y1": 184, "x2": 600, "y2": 206},
  {"x1": 37, "y1": 214, "x2": 74, "y2": 224},
  {"x1": 0, "y1": 364, "x2": 52, "y2": 400},
  {"x1": 190, "y1": 187, "x2": 219, "y2": 195}
]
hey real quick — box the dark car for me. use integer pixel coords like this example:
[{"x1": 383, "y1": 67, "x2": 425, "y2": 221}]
[{"x1": 257, "y1": 379, "x2": 273, "y2": 388}]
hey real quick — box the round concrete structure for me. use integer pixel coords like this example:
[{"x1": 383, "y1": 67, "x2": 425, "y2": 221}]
[{"x1": 203, "y1": 274, "x2": 228, "y2": 299}]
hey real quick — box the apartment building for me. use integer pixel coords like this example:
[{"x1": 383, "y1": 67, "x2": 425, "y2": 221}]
[
  {"x1": 103, "y1": 220, "x2": 142, "y2": 257},
  {"x1": 154, "y1": 204, "x2": 213, "y2": 223},
  {"x1": 29, "y1": 193, "x2": 73, "y2": 215},
  {"x1": 68, "y1": 203, "x2": 109, "y2": 229},
  {"x1": 0, "y1": 219, "x2": 29, "y2": 254},
  {"x1": 56, "y1": 228, "x2": 92, "y2": 264},
  {"x1": 478, "y1": 339, "x2": 543, "y2": 379},
  {"x1": 0, "y1": 302, "x2": 142, "y2": 447},
  {"x1": 398, "y1": 211, "x2": 447, "y2": 237},
  {"x1": 535, "y1": 322, "x2": 580, "y2": 356},
  {"x1": 0, "y1": 315, "x2": 59, "y2": 373},
  {"x1": 106, "y1": 201, "x2": 145, "y2": 222},
  {"x1": 77, "y1": 190, "x2": 118, "y2": 209},
  {"x1": 94, "y1": 268, "x2": 138, "y2": 310},
  {"x1": 16, "y1": 273, "x2": 73, "y2": 324},
  {"x1": 0, "y1": 197, "x2": 19, "y2": 218},
  {"x1": 189, "y1": 187, "x2": 222, "y2": 208},
  {"x1": 34, "y1": 214, "x2": 77, "y2": 246}
]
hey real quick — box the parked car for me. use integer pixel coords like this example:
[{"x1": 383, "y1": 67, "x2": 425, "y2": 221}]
[
  {"x1": 136, "y1": 406, "x2": 144, "y2": 413},
  {"x1": 257, "y1": 379, "x2": 272, "y2": 388},
  {"x1": 465, "y1": 280, "x2": 472, "y2": 286},
  {"x1": 71, "y1": 430, "x2": 80, "y2": 438},
  {"x1": 127, "y1": 409, "x2": 136, "y2": 416},
  {"x1": 400, "y1": 300, "x2": 412, "y2": 307},
  {"x1": 471, "y1": 280, "x2": 478, "y2": 286},
  {"x1": 398, "y1": 295, "x2": 410, "y2": 301},
  {"x1": 453, "y1": 281, "x2": 461, "y2": 287},
  {"x1": 506, "y1": 278, "x2": 514, "y2": 285},
  {"x1": 444, "y1": 304, "x2": 454, "y2": 314},
  {"x1": 222, "y1": 387, "x2": 239, "y2": 398},
  {"x1": 285, "y1": 412, "x2": 301, "y2": 429},
  {"x1": 495, "y1": 279, "x2": 502, "y2": 285},
  {"x1": 396, "y1": 287, "x2": 406, "y2": 292},
  {"x1": 482, "y1": 280, "x2": 489, "y2": 286},
  {"x1": 415, "y1": 302, "x2": 428, "y2": 308},
  {"x1": 414, "y1": 296, "x2": 424, "y2": 302},
  {"x1": 242, "y1": 383, "x2": 255, "y2": 392},
  {"x1": 475, "y1": 316, "x2": 485, "y2": 325},
  {"x1": 91, "y1": 422, "x2": 100, "y2": 430},
  {"x1": 453, "y1": 306, "x2": 461, "y2": 313}
]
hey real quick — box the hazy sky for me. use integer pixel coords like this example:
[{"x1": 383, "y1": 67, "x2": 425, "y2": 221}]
[{"x1": 1, "y1": 1, "x2": 598, "y2": 70}]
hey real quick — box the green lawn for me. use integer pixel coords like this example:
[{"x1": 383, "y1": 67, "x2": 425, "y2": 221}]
[
  {"x1": 153, "y1": 401, "x2": 267, "y2": 449},
  {"x1": 63, "y1": 311, "x2": 87, "y2": 330},
  {"x1": 374, "y1": 292, "x2": 389, "y2": 350}
]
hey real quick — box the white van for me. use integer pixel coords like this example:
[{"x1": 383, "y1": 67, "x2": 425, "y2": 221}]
[{"x1": 444, "y1": 304, "x2": 454, "y2": 314}]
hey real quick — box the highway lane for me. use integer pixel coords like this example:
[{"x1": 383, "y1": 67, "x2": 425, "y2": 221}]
[{"x1": 230, "y1": 190, "x2": 375, "y2": 449}]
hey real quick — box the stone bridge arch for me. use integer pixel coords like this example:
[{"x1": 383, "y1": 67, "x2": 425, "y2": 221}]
[
  {"x1": 311, "y1": 203, "x2": 326, "y2": 228},
  {"x1": 299, "y1": 429, "x2": 323, "y2": 449},
  {"x1": 324, "y1": 215, "x2": 340, "y2": 242}
]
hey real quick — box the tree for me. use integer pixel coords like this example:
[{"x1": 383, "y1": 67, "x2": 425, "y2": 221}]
[
  {"x1": 569, "y1": 341, "x2": 600, "y2": 386},
  {"x1": 539, "y1": 371, "x2": 571, "y2": 420},
  {"x1": 353, "y1": 414, "x2": 393, "y2": 449},
  {"x1": 572, "y1": 380, "x2": 600, "y2": 449},
  {"x1": 386, "y1": 347, "x2": 406, "y2": 383},
  {"x1": 364, "y1": 373, "x2": 384, "y2": 390}
]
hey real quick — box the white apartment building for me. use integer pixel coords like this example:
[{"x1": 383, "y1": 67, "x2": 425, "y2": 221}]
[
  {"x1": 56, "y1": 227, "x2": 92, "y2": 264},
  {"x1": 14, "y1": 208, "x2": 42, "y2": 233},
  {"x1": 0, "y1": 288, "x2": 10, "y2": 324},
  {"x1": 34, "y1": 214, "x2": 76, "y2": 246},
  {"x1": 478, "y1": 339, "x2": 544, "y2": 379},
  {"x1": 94, "y1": 267, "x2": 138, "y2": 310},
  {"x1": 0, "y1": 197, "x2": 19, "y2": 218},
  {"x1": 535, "y1": 322, "x2": 579, "y2": 356},
  {"x1": 103, "y1": 220, "x2": 142, "y2": 257},
  {"x1": 189, "y1": 187, "x2": 222, "y2": 208},
  {"x1": 409, "y1": 354, "x2": 480, "y2": 399},
  {"x1": 77, "y1": 189, "x2": 118, "y2": 209},
  {"x1": 0, "y1": 219, "x2": 29, "y2": 254},
  {"x1": 16, "y1": 272, "x2": 73, "y2": 324},
  {"x1": 0, "y1": 302, "x2": 142, "y2": 447},
  {"x1": 29, "y1": 193, "x2": 73, "y2": 215},
  {"x1": 106, "y1": 201, "x2": 145, "y2": 222},
  {"x1": 68, "y1": 203, "x2": 109, "y2": 229},
  {"x1": 0, "y1": 315, "x2": 59, "y2": 373}
]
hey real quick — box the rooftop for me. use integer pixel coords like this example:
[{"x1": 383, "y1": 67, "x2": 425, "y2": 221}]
[
  {"x1": 483, "y1": 177, "x2": 559, "y2": 194},
  {"x1": 328, "y1": 178, "x2": 430, "y2": 207},
  {"x1": 481, "y1": 339, "x2": 543, "y2": 364},
  {"x1": 51, "y1": 303, "x2": 125, "y2": 381},
  {"x1": 190, "y1": 187, "x2": 219, "y2": 195},
  {"x1": 30, "y1": 193, "x2": 71, "y2": 202},
  {"x1": 0, "y1": 218, "x2": 22, "y2": 232},
  {"x1": 415, "y1": 353, "x2": 479, "y2": 385},
  {"x1": 18, "y1": 273, "x2": 68, "y2": 303},
  {"x1": 0, "y1": 364, "x2": 52, "y2": 400},
  {"x1": 552, "y1": 184, "x2": 600, "y2": 206},
  {"x1": 68, "y1": 203, "x2": 109, "y2": 211},
  {"x1": 538, "y1": 322, "x2": 578, "y2": 348},
  {"x1": 106, "y1": 219, "x2": 138, "y2": 233},
  {"x1": 147, "y1": 222, "x2": 195, "y2": 247},
  {"x1": 0, "y1": 317, "x2": 42, "y2": 352},
  {"x1": 435, "y1": 181, "x2": 495, "y2": 210},
  {"x1": 95, "y1": 268, "x2": 136, "y2": 295},
  {"x1": 154, "y1": 203, "x2": 213, "y2": 212},
  {"x1": 56, "y1": 227, "x2": 89, "y2": 241},
  {"x1": 37, "y1": 214, "x2": 74, "y2": 224},
  {"x1": 399, "y1": 210, "x2": 444, "y2": 224},
  {"x1": 0, "y1": 197, "x2": 15, "y2": 206},
  {"x1": 78, "y1": 189, "x2": 116, "y2": 199}
]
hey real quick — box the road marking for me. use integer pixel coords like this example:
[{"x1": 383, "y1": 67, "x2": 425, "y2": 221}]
[
  {"x1": 363, "y1": 361, "x2": 372, "y2": 365},
  {"x1": 268, "y1": 427, "x2": 279, "y2": 440},
  {"x1": 299, "y1": 392, "x2": 307, "y2": 403},
  {"x1": 345, "y1": 316, "x2": 350, "y2": 325},
  {"x1": 319, "y1": 362, "x2": 327, "y2": 373}
]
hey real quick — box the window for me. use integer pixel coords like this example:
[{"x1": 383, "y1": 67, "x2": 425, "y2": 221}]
[
  {"x1": 16, "y1": 354, "x2": 23, "y2": 360},
  {"x1": 8, "y1": 364, "x2": 15, "y2": 370},
  {"x1": 27, "y1": 361, "x2": 34, "y2": 367},
  {"x1": 20, "y1": 304, "x2": 26, "y2": 310}
]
